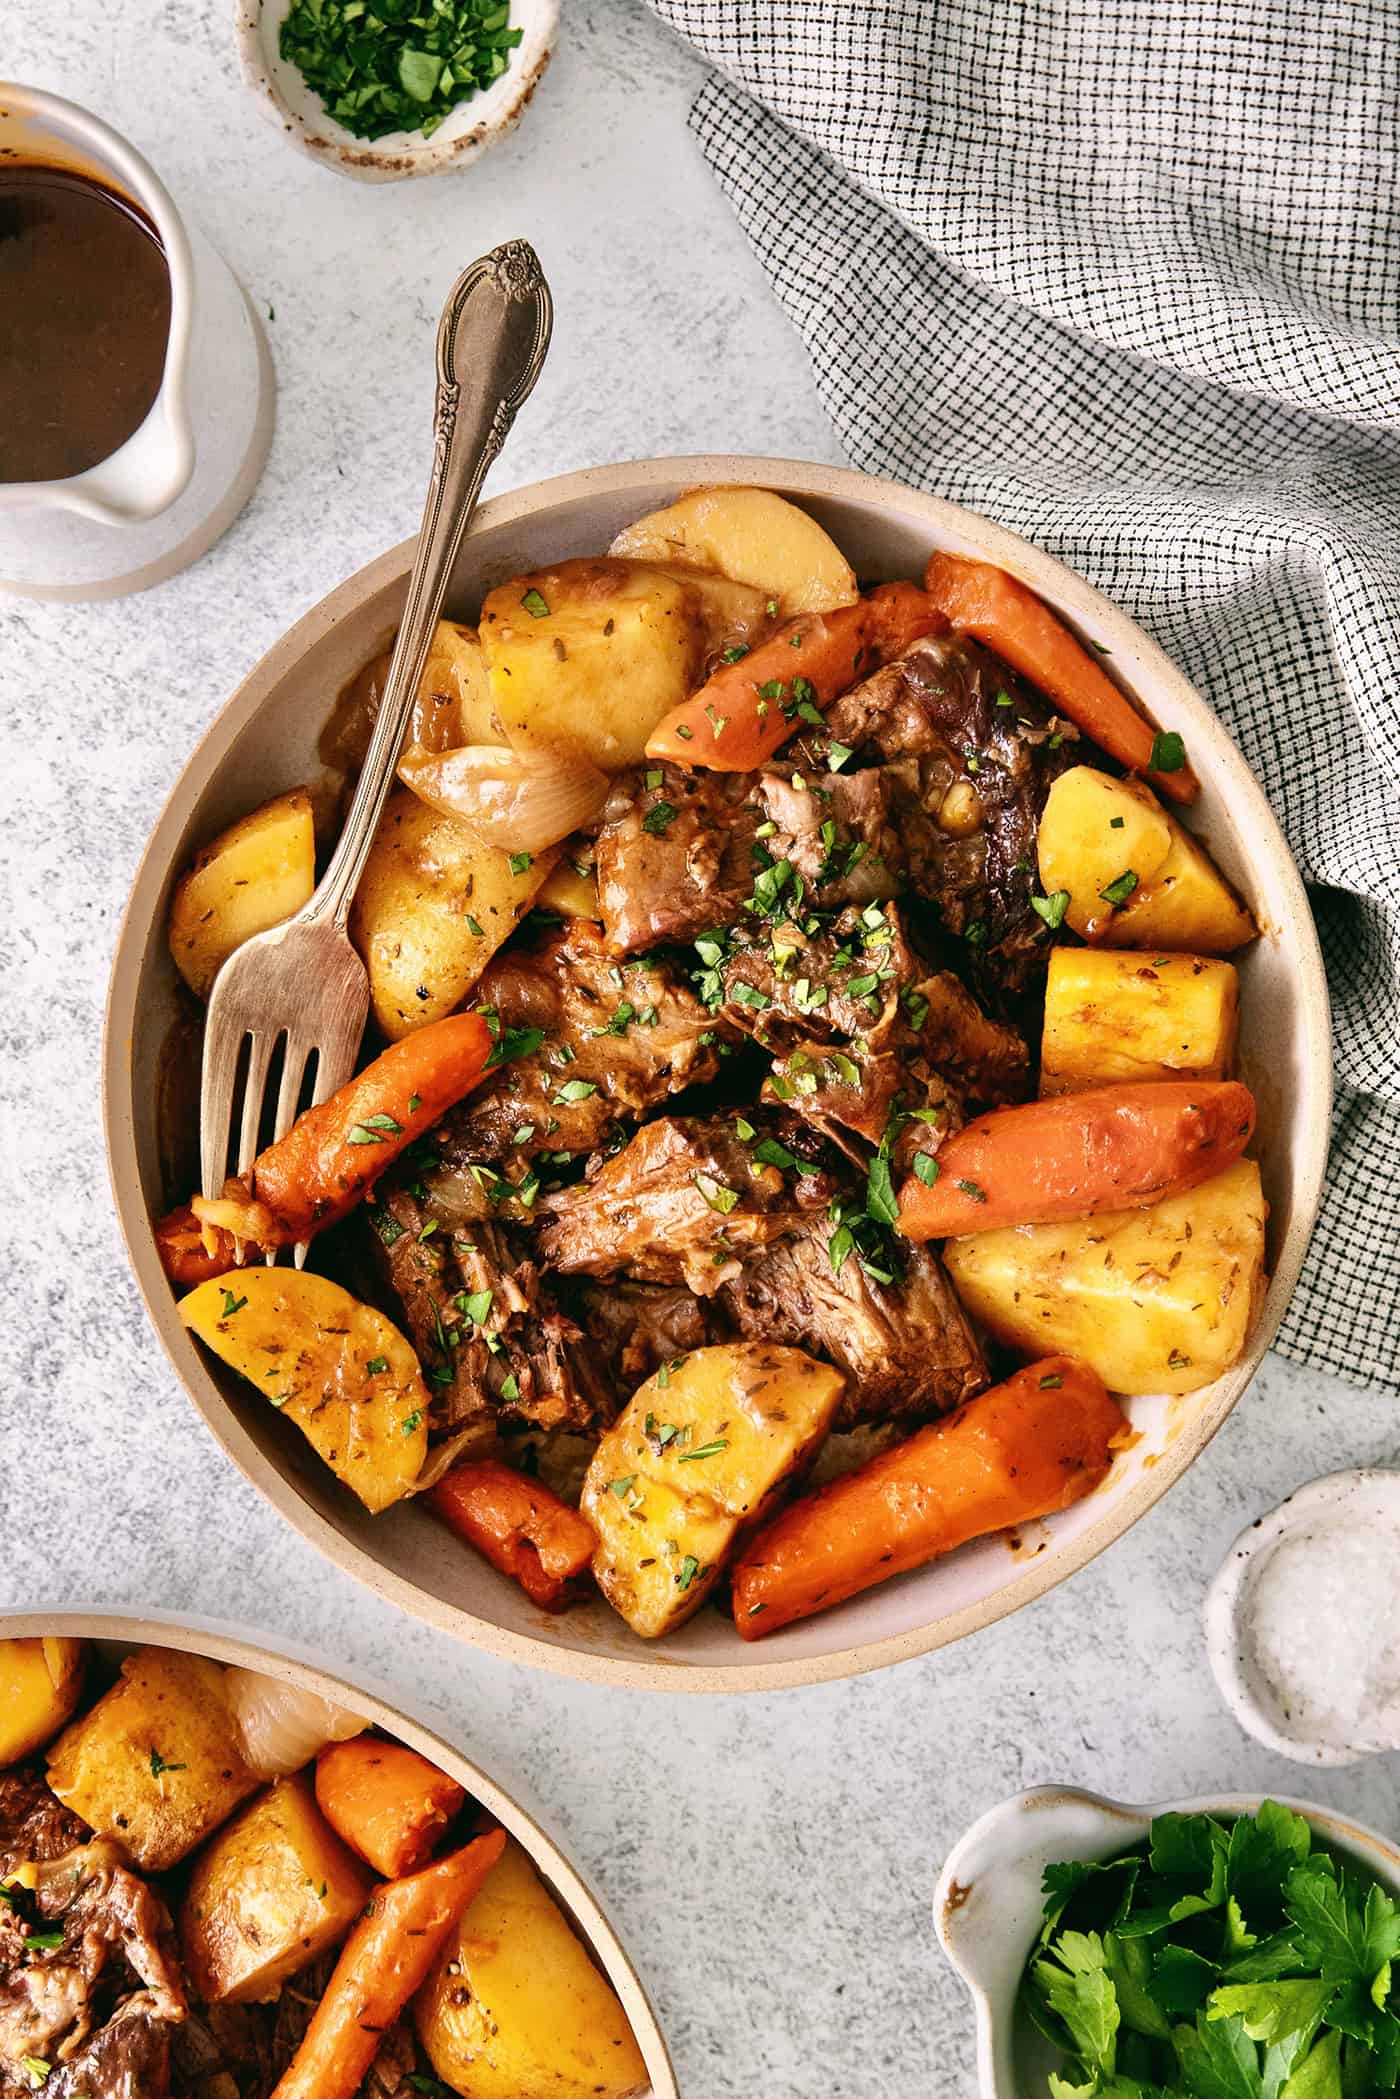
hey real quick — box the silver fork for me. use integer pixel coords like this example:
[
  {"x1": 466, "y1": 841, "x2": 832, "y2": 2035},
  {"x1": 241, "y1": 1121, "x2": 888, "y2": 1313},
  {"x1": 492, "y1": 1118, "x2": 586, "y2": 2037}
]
[{"x1": 199, "y1": 240, "x2": 553, "y2": 1257}]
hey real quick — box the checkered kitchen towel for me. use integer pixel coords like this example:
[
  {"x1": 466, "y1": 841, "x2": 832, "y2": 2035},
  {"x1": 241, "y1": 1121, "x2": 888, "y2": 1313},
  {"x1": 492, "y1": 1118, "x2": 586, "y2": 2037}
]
[{"x1": 644, "y1": 0, "x2": 1400, "y2": 1391}]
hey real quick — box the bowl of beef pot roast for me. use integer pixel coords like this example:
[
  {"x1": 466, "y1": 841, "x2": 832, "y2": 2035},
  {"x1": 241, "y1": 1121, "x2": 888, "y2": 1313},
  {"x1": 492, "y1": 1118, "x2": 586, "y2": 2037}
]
[
  {"x1": 104, "y1": 458, "x2": 1330, "y2": 1690},
  {"x1": 0, "y1": 1612, "x2": 675, "y2": 2095}
]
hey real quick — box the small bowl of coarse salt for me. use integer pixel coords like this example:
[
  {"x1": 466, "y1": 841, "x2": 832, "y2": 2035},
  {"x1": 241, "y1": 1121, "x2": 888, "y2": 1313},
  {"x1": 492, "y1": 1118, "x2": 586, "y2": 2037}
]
[{"x1": 1205, "y1": 1467, "x2": 1400, "y2": 1765}]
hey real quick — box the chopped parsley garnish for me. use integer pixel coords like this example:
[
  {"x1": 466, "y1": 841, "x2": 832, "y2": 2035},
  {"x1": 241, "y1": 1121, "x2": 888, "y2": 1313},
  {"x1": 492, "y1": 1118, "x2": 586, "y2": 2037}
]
[
  {"x1": 1149, "y1": 729, "x2": 1186, "y2": 772},
  {"x1": 509, "y1": 851, "x2": 533, "y2": 875},
  {"x1": 462, "y1": 1289, "x2": 494, "y2": 1325},
  {"x1": 755, "y1": 678, "x2": 786, "y2": 701},
  {"x1": 752, "y1": 1136, "x2": 797, "y2": 1171},
  {"x1": 23, "y1": 1935, "x2": 63, "y2": 1956},
  {"x1": 553, "y1": 1078, "x2": 598, "y2": 1103},
  {"x1": 520, "y1": 587, "x2": 550, "y2": 618},
  {"x1": 498, "y1": 1373, "x2": 520, "y2": 1403},
  {"x1": 865, "y1": 1154, "x2": 898, "y2": 1227},
  {"x1": 1031, "y1": 889, "x2": 1071, "y2": 930},
  {"x1": 693, "y1": 1173, "x2": 740, "y2": 1215},
  {"x1": 734, "y1": 1115, "x2": 756, "y2": 1140},
  {"x1": 720, "y1": 644, "x2": 749, "y2": 664},
  {"x1": 372, "y1": 1208, "x2": 405, "y2": 1247},
  {"x1": 278, "y1": 0, "x2": 524, "y2": 144},
  {"x1": 733, "y1": 982, "x2": 772, "y2": 1010},
  {"x1": 149, "y1": 1748, "x2": 187, "y2": 1779},
  {"x1": 642, "y1": 799, "x2": 678, "y2": 835},
  {"x1": 465, "y1": 914, "x2": 485, "y2": 938},
  {"x1": 1100, "y1": 869, "x2": 1140, "y2": 907},
  {"x1": 679, "y1": 1440, "x2": 729, "y2": 1464},
  {"x1": 221, "y1": 1289, "x2": 248, "y2": 1318},
  {"x1": 401, "y1": 1409, "x2": 423, "y2": 1435},
  {"x1": 644, "y1": 767, "x2": 664, "y2": 790},
  {"x1": 675, "y1": 1554, "x2": 702, "y2": 1592},
  {"x1": 913, "y1": 1153, "x2": 940, "y2": 1186},
  {"x1": 827, "y1": 739, "x2": 854, "y2": 771},
  {"x1": 483, "y1": 1022, "x2": 545, "y2": 1071},
  {"x1": 956, "y1": 1178, "x2": 987, "y2": 1203},
  {"x1": 365, "y1": 1356, "x2": 389, "y2": 1376},
  {"x1": 347, "y1": 1112, "x2": 403, "y2": 1145},
  {"x1": 1038, "y1": 1372, "x2": 1063, "y2": 1389},
  {"x1": 608, "y1": 1474, "x2": 638, "y2": 1498}
]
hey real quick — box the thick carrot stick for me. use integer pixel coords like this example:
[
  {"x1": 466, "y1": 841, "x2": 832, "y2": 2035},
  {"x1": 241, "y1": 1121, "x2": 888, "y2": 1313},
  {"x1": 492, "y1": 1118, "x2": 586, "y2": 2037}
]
[
  {"x1": 897, "y1": 1079, "x2": 1254, "y2": 1240},
  {"x1": 157, "y1": 1011, "x2": 496, "y2": 1275},
  {"x1": 923, "y1": 552, "x2": 1200, "y2": 805},
  {"x1": 270, "y1": 1829, "x2": 505, "y2": 2099},
  {"x1": 732, "y1": 1357, "x2": 1126, "y2": 1637},
  {"x1": 645, "y1": 581, "x2": 944, "y2": 771},
  {"x1": 315, "y1": 1737, "x2": 465, "y2": 1879},
  {"x1": 429, "y1": 1460, "x2": 598, "y2": 1612}
]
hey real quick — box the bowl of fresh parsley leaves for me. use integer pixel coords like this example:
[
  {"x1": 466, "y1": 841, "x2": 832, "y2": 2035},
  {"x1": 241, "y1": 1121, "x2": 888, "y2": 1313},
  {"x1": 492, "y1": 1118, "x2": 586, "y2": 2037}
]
[
  {"x1": 935, "y1": 1785, "x2": 1400, "y2": 2098},
  {"x1": 235, "y1": 0, "x2": 558, "y2": 181}
]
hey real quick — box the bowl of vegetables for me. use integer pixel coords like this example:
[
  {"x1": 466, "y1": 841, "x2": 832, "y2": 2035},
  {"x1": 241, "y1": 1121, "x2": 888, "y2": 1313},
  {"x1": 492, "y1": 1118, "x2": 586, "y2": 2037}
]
[
  {"x1": 0, "y1": 1611, "x2": 675, "y2": 2096},
  {"x1": 235, "y1": 0, "x2": 557, "y2": 183},
  {"x1": 935, "y1": 1784, "x2": 1400, "y2": 2098},
  {"x1": 104, "y1": 455, "x2": 1331, "y2": 1691}
]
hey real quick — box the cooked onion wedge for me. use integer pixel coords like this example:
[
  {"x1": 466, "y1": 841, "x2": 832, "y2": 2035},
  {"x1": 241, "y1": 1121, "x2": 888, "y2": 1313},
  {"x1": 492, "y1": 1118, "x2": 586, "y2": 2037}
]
[{"x1": 398, "y1": 743, "x2": 609, "y2": 855}]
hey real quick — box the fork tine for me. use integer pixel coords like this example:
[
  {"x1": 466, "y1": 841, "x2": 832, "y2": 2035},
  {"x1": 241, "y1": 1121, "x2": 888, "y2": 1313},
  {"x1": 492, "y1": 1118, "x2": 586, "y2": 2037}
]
[
  {"x1": 237, "y1": 1031, "x2": 278, "y2": 1181},
  {"x1": 272, "y1": 1035, "x2": 312, "y2": 1147},
  {"x1": 200, "y1": 998, "x2": 247, "y2": 1201}
]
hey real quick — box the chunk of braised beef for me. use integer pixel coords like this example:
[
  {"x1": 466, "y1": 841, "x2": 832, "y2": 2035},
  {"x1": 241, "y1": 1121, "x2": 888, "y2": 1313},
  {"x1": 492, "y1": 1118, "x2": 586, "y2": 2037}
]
[
  {"x1": 719, "y1": 1224, "x2": 986, "y2": 1428},
  {"x1": 370, "y1": 1189, "x2": 614, "y2": 1440},
  {"x1": 438, "y1": 923, "x2": 728, "y2": 1164},
  {"x1": 0, "y1": 1770, "x2": 89, "y2": 1880},
  {"x1": 762, "y1": 1038, "x2": 962, "y2": 1157},
  {"x1": 595, "y1": 765, "x2": 764, "y2": 953},
  {"x1": 754, "y1": 768, "x2": 902, "y2": 908},
  {"x1": 569, "y1": 1281, "x2": 724, "y2": 1395},
  {"x1": 801, "y1": 633, "x2": 1078, "y2": 991},
  {"x1": 537, "y1": 1112, "x2": 842, "y2": 1297}
]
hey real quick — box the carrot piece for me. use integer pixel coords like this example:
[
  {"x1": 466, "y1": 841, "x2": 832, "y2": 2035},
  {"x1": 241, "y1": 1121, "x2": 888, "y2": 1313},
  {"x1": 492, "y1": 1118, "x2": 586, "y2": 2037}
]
[
  {"x1": 731, "y1": 1356, "x2": 1126, "y2": 1638},
  {"x1": 897, "y1": 1078, "x2": 1255, "y2": 1240},
  {"x1": 644, "y1": 581, "x2": 944, "y2": 771},
  {"x1": 429, "y1": 1460, "x2": 597, "y2": 1612},
  {"x1": 153, "y1": 1203, "x2": 240, "y2": 1285},
  {"x1": 315, "y1": 1737, "x2": 466, "y2": 1879},
  {"x1": 269, "y1": 1828, "x2": 505, "y2": 2099},
  {"x1": 156, "y1": 1011, "x2": 497, "y2": 1279},
  {"x1": 923, "y1": 551, "x2": 1200, "y2": 805}
]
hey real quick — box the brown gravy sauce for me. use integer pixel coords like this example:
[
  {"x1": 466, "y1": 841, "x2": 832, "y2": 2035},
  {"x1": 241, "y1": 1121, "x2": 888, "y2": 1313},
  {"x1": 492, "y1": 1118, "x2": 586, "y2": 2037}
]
[{"x1": 0, "y1": 160, "x2": 172, "y2": 483}]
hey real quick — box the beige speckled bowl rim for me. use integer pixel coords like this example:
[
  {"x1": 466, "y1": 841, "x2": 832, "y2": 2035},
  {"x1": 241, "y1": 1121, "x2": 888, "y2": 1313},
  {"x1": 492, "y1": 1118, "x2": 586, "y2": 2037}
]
[
  {"x1": 0, "y1": 1608, "x2": 678, "y2": 2097},
  {"x1": 102, "y1": 454, "x2": 1332, "y2": 1695}
]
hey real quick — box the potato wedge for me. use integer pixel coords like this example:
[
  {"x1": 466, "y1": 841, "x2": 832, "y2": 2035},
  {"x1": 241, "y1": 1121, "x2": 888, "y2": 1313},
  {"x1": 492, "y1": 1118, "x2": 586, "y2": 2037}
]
[
  {"x1": 48, "y1": 1648, "x2": 258, "y2": 1870},
  {"x1": 480, "y1": 559, "x2": 705, "y2": 771},
  {"x1": 581, "y1": 1343, "x2": 846, "y2": 1639},
  {"x1": 1038, "y1": 767, "x2": 1255, "y2": 951},
  {"x1": 944, "y1": 1157, "x2": 1267, "y2": 1395},
  {"x1": 415, "y1": 1837, "x2": 648, "y2": 2099},
  {"x1": 168, "y1": 789, "x2": 315, "y2": 998},
  {"x1": 1040, "y1": 948, "x2": 1239, "y2": 1095},
  {"x1": 349, "y1": 788, "x2": 556, "y2": 1039},
  {"x1": 179, "y1": 1774, "x2": 371, "y2": 2004},
  {"x1": 180, "y1": 1270, "x2": 429, "y2": 1513},
  {"x1": 0, "y1": 1638, "x2": 85, "y2": 1762},
  {"x1": 610, "y1": 485, "x2": 859, "y2": 617}
]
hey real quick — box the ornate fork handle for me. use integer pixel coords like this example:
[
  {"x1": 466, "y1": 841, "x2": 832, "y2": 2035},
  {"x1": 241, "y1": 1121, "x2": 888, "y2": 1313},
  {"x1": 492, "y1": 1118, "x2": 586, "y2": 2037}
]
[{"x1": 308, "y1": 241, "x2": 553, "y2": 930}]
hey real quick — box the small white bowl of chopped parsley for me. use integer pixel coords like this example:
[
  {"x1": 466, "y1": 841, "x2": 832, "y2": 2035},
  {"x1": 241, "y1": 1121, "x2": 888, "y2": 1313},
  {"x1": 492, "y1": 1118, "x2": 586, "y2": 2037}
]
[
  {"x1": 235, "y1": 0, "x2": 558, "y2": 181},
  {"x1": 935, "y1": 1785, "x2": 1400, "y2": 2098}
]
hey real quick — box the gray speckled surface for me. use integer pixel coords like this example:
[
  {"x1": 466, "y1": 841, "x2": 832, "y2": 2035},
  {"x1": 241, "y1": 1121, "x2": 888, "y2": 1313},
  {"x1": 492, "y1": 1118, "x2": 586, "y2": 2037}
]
[{"x1": 1, "y1": 5, "x2": 1396, "y2": 2094}]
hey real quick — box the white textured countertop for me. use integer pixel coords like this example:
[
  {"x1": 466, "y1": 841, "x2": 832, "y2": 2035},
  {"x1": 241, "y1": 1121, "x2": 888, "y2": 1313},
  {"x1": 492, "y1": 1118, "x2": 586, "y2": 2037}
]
[{"x1": 2, "y1": 5, "x2": 1397, "y2": 2094}]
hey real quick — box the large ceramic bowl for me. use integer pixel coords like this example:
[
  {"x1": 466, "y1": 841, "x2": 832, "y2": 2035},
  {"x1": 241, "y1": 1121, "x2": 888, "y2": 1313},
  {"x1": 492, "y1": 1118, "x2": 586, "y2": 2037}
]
[
  {"x1": 0, "y1": 1608, "x2": 677, "y2": 2095},
  {"x1": 104, "y1": 455, "x2": 1331, "y2": 1692},
  {"x1": 934, "y1": 1785, "x2": 1400, "y2": 2098}
]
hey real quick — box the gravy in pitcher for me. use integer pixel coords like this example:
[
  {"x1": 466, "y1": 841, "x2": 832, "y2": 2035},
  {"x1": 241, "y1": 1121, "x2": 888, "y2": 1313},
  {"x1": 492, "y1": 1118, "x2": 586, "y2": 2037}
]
[{"x1": 0, "y1": 161, "x2": 172, "y2": 483}]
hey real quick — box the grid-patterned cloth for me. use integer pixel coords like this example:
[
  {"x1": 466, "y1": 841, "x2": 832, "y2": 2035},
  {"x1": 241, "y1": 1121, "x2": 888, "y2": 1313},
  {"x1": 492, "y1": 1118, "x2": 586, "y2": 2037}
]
[{"x1": 648, "y1": 0, "x2": 1400, "y2": 1390}]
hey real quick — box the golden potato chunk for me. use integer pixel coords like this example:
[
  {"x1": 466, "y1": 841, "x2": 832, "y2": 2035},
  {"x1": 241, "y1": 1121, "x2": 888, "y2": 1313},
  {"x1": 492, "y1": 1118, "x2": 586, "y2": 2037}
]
[
  {"x1": 944, "y1": 1158, "x2": 1267, "y2": 1396},
  {"x1": 1038, "y1": 767, "x2": 1255, "y2": 952},
  {"x1": 1040, "y1": 948, "x2": 1239, "y2": 1095},
  {"x1": 181, "y1": 1270, "x2": 428, "y2": 1513},
  {"x1": 0, "y1": 1638, "x2": 85, "y2": 1763},
  {"x1": 610, "y1": 484, "x2": 859, "y2": 617},
  {"x1": 415, "y1": 1837, "x2": 648, "y2": 2099},
  {"x1": 167, "y1": 789, "x2": 315, "y2": 998},
  {"x1": 179, "y1": 1774, "x2": 370, "y2": 2004},
  {"x1": 47, "y1": 1649, "x2": 258, "y2": 1871},
  {"x1": 349, "y1": 788, "x2": 556, "y2": 1039},
  {"x1": 581, "y1": 1344, "x2": 846, "y2": 1639},
  {"x1": 480, "y1": 558, "x2": 706, "y2": 772}
]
